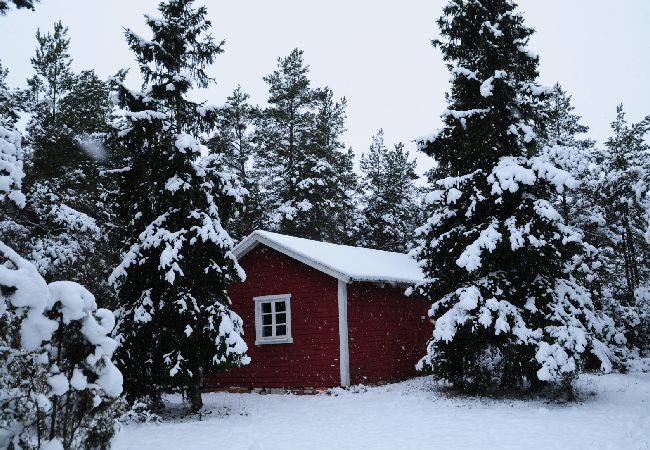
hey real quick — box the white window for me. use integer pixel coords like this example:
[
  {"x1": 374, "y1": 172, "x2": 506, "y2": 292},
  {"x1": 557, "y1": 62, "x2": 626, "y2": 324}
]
[{"x1": 254, "y1": 294, "x2": 293, "y2": 345}]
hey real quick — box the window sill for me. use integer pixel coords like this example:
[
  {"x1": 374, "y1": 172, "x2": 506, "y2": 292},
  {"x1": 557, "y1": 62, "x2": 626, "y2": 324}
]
[{"x1": 255, "y1": 337, "x2": 294, "y2": 346}]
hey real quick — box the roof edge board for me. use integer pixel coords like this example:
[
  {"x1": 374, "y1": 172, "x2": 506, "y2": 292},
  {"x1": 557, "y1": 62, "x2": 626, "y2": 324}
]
[{"x1": 233, "y1": 232, "x2": 351, "y2": 283}]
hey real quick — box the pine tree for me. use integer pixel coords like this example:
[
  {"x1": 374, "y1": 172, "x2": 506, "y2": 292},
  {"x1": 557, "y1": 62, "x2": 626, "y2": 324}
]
[
  {"x1": 301, "y1": 86, "x2": 357, "y2": 243},
  {"x1": 207, "y1": 86, "x2": 263, "y2": 241},
  {"x1": 413, "y1": 0, "x2": 616, "y2": 394},
  {"x1": 599, "y1": 106, "x2": 650, "y2": 300},
  {"x1": 358, "y1": 129, "x2": 420, "y2": 252},
  {"x1": 592, "y1": 106, "x2": 650, "y2": 348},
  {"x1": 1, "y1": 79, "x2": 123, "y2": 450},
  {"x1": 26, "y1": 21, "x2": 76, "y2": 180},
  {"x1": 1, "y1": 7, "x2": 124, "y2": 447},
  {"x1": 26, "y1": 23, "x2": 112, "y2": 180},
  {"x1": 61, "y1": 70, "x2": 113, "y2": 146},
  {"x1": 256, "y1": 49, "x2": 316, "y2": 234},
  {"x1": 109, "y1": 0, "x2": 249, "y2": 411},
  {"x1": 537, "y1": 83, "x2": 596, "y2": 223},
  {"x1": 256, "y1": 50, "x2": 355, "y2": 242},
  {"x1": 14, "y1": 23, "x2": 111, "y2": 311},
  {"x1": 538, "y1": 83, "x2": 594, "y2": 151}
]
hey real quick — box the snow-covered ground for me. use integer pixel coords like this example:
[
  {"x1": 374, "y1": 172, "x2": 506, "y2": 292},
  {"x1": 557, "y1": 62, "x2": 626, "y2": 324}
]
[{"x1": 114, "y1": 372, "x2": 650, "y2": 450}]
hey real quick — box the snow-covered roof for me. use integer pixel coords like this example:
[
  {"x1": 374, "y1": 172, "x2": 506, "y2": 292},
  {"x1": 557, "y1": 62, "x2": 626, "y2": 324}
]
[{"x1": 234, "y1": 230, "x2": 425, "y2": 285}]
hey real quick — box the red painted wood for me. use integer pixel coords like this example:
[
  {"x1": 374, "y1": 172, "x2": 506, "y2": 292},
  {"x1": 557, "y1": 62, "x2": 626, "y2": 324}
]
[
  {"x1": 206, "y1": 243, "x2": 433, "y2": 390},
  {"x1": 347, "y1": 283, "x2": 432, "y2": 386},
  {"x1": 206, "y1": 245, "x2": 341, "y2": 389}
]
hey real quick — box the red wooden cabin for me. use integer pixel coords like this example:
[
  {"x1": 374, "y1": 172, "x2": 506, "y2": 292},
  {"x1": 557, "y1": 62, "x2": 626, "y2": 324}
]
[{"x1": 206, "y1": 230, "x2": 432, "y2": 391}]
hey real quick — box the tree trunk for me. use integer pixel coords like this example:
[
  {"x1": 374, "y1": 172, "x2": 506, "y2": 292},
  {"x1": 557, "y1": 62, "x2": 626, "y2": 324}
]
[
  {"x1": 150, "y1": 393, "x2": 165, "y2": 412},
  {"x1": 621, "y1": 209, "x2": 639, "y2": 304},
  {"x1": 189, "y1": 366, "x2": 204, "y2": 412},
  {"x1": 561, "y1": 192, "x2": 569, "y2": 224},
  {"x1": 564, "y1": 381, "x2": 577, "y2": 402},
  {"x1": 49, "y1": 315, "x2": 64, "y2": 441}
]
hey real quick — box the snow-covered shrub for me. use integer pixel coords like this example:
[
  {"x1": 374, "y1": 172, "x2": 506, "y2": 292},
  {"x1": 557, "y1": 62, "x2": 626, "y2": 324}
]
[
  {"x1": 117, "y1": 401, "x2": 162, "y2": 424},
  {"x1": 0, "y1": 242, "x2": 124, "y2": 449}
]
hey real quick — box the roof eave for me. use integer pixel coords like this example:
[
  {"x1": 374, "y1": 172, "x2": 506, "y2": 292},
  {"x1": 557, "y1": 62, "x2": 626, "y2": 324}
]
[
  {"x1": 233, "y1": 232, "x2": 352, "y2": 283},
  {"x1": 233, "y1": 231, "x2": 425, "y2": 286},
  {"x1": 348, "y1": 276, "x2": 423, "y2": 286}
]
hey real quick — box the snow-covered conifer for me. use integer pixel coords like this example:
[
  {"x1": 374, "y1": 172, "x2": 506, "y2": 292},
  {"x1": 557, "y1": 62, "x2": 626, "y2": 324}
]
[
  {"x1": 0, "y1": 67, "x2": 25, "y2": 208},
  {"x1": 538, "y1": 83, "x2": 594, "y2": 152},
  {"x1": 1, "y1": 91, "x2": 122, "y2": 449},
  {"x1": 589, "y1": 106, "x2": 650, "y2": 348},
  {"x1": 256, "y1": 50, "x2": 356, "y2": 243},
  {"x1": 537, "y1": 83, "x2": 596, "y2": 223},
  {"x1": 0, "y1": 60, "x2": 20, "y2": 128},
  {"x1": 11, "y1": 22, "x2": 112, "y2": 306},
  {"x1": 0, "y1": 61, "x2": 28, "y2": 247},
  {"x1": 358, "y1": 130, "x2": 420, "y2": 252},
  {"x1": 109, "y1": 0, "x2": 249, "y2": 411},
  {"x1": 413, "y1": 0, "x2": 617, "y2": 393},
  {"x1": 26, "y1": 21, "x2": 75, "y2": 179},
  {"x1": 0, "y1": 0, "x2": 38, "y2": 15},
  {"x1": 301, "y1": 86, "x2": 357, "y2": 243},
  {"x1": 208, "y1": 86, "x2": 263, "y2": 241}
]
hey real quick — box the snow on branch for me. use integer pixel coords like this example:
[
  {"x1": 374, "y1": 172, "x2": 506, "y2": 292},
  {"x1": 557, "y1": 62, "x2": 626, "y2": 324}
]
[
  {"x1": 0, "y1": 124, "x2": 26, "y2": 208},
  {"x1": 456, "y1": 220, "x2": 502, "y2": 272},
  {"x1": 480, "y1": 70, "x2": 507, "y2": 97},
  {"x1": 488, "y1": 156, "x2": 578, "y2": 196}
]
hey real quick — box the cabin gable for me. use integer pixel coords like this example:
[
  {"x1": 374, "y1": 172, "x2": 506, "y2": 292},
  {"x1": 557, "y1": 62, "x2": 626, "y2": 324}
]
[{"x1": 206, "y1": 244, "x2": 341, "y2": 390}]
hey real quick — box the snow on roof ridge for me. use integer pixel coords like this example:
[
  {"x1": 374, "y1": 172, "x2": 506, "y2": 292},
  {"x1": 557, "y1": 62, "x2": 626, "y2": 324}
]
[{"x1": 233, "y1": 230, "x2": 424, "y2": 285}]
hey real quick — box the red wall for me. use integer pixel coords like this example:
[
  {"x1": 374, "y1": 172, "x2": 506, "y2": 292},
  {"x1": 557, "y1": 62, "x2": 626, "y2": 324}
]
[
  {"x1": 347, "y1": 283, "x2": 432, "y2": 385},
  {"x1": 206, "y1": 245, "x2": 341, "y2": 389}
]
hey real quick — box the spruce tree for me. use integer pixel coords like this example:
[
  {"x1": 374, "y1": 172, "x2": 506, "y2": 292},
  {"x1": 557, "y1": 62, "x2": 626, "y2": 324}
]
[
  {"x1": 256, "y1": 50, "x2": 355, "y2": 242},
  {"x1": 208, "y1": 86, "x2": 263, "y2": 241},
  {"x1": 109, "y1": 0, "x2": 249, "y2": 411},
  {"x1": 413, "y1": 0, "x2": 616, "y2": 393},
  {"x1": 358, "y1": 129, "x2": 420, "y2": 252}
]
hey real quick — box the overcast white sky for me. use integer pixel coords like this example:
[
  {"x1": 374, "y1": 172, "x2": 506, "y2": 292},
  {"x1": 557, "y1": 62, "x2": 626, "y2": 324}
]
[{"x1": 1, "y1": 0, "x2": 648, "y2": 176}]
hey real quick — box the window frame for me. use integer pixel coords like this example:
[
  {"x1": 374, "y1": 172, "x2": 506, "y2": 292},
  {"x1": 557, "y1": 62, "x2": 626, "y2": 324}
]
[{"x1": 254, "y1": 294, "x2": 293, "y2": 345}]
